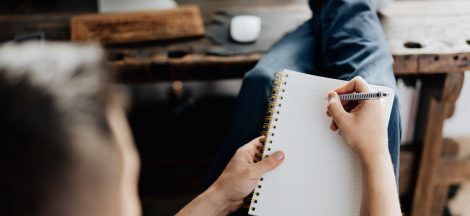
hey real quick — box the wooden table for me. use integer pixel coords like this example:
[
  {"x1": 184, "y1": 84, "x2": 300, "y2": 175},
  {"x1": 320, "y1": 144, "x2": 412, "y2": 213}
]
[
  {"x1": 2, "y1": 1, "x2": 470, "y2": 215},
  {"x1": 381, "y1": 1, "x2": 470, "y2": 215},
  {"x1": 0, "y1": 1, "x2": 311, "y2": 83}
]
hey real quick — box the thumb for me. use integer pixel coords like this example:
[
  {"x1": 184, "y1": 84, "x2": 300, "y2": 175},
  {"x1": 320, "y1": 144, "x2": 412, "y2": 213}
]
[
  {"x1": 327, "y1": 91, "x2": 348, "y2": 126},
  {"x1": 252, "y1": 151, "x2": 285, "y2": 177}
]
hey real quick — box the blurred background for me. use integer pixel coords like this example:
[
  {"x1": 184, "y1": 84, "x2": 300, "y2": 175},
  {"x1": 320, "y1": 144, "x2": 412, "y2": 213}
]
[{"x1": 1, "y1": 0, "x2": 470, "y2": 215}]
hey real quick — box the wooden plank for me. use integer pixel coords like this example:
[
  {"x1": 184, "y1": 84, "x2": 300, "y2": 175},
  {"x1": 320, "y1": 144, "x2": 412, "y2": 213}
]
[
  {"x1": 392, "y1": 55, "x2": 418, "y2": 75},
  {"x1": 108, "y1": 51, "x2": 468, "y2": 82},
  {"x1": 441, "y1": 138, "x2": 460, "y2": 157},
  {"x1": 382, "y1": 16, "x2": 470, "y2": 55},
  {"x1": 380, "y1": 1, "x2": 470, "y2": 17},
  {"x1": 436, "y1": 159, "x2": 470, "y2": 185},
  {"x1": 399, "y1": 149, "x2": 415, "y2": 196},
  {"x1": 411, "y1": 98, "x2": 448, "y2": 216},
  {"x1": 0, "y1": 13, "x2": 74, "y2": 41},
  {"x1": 110, "y1": 53, "x2": 263, "y2": 83},
  {"x1": 431, "y1": 185, "x2": 449, "y2": 216},
  {"x1": 0, "y1": 0, "x2": 96, "y2": 14},
  {"x1": 419, "y1": 53, "x2": 470, "y2": 74},
  {"x1": 394, "y1": 53, "x2": 470, "y2": 75},
  {"x1": 71, "y1": 5, "x2": 205, "y2": 44},
  {"x1": 397, "y1": 138, "x2": 459, "y2": 198},
  {"x1": 429, "y1": 138, "x2": 460, "y2": 216},
  {"x1": 397, "y1": 137, "x2": 460, "y2": 198},
  {"x1": 380, "y1": 1, "x2": 470, "y2": 56},
  {"x1": 411, "y1": 73, "x2": 464, "y2": 216}
]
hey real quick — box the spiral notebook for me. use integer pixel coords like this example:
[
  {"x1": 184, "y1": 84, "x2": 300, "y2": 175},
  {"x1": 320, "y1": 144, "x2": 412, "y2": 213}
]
[{"x1": 248, "y1": 70, "x2": 394, "y2": 216}]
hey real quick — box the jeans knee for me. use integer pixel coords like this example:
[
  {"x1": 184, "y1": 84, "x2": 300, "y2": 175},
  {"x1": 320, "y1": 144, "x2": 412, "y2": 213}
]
[
  {"x1": 243, "y1": 67, "x2": 275, "y2": 88},
  {"x1": 318, "y1": 0, "x2": 373, "y2": 16},
  {"x1": 339, "y1": 0, "x2": 371, "y2": 9}
]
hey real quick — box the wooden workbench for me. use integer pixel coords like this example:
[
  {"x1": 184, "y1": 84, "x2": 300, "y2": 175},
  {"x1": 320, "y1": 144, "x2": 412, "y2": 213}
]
[
  {"x1": 381, "y1": 1, "x2": 470, "y2": 215},
  {"x1": 1, "y1": 1, "x2": 470, "y2": 215}
]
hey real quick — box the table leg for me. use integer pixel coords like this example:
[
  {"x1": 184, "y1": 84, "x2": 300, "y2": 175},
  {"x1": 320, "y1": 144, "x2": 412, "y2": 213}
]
[
  {"x1": 431, "y1": 184, "x2": 450, "y2": 216},
  {"x1": 411, "y1": 73, "x2": 464, "y2": 216}
]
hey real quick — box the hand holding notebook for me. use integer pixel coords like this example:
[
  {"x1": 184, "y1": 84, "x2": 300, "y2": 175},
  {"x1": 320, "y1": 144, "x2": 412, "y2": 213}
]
[
  {"x1": 179, "y1": 70, "x2": 400, "y2": 216},
  {"x1": 176, "y1": 137, "x2": 285, "y2": 216}
]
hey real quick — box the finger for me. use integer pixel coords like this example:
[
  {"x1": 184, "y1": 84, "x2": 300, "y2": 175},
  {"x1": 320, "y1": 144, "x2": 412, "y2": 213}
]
[
  {"x1": 240, "y1": 136, "x2": 264, "y2": 156},
  {"x1": 242, "y1": 136, "x2": 264, "y2": 154},
  {"x1": 341, "y1": 99, "x2": 350, "y2": 108},
  {"x1": 252, "y1": 151, "x2": 285, "y2": 177},
  {"x1": 335, "y1": 76, "x2": 373, "y2": 94},
  {"x1": 344, "y1": 100, "x2": 360, "y2": 112},
  {"x1": 330, "y1": 121, "x2": 338, "y2": 131},
  {"x1": 327, "y1": 91, "x2": 348, "y2": 127}
]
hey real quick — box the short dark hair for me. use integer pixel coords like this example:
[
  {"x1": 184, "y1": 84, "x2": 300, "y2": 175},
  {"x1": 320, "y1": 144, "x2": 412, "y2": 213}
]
[{"x1": 0, "y1": 42, "x2": 118, "y2": 216}]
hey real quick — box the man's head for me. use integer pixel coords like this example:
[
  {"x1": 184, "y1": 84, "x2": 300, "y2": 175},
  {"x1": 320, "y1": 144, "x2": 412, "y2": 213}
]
[{"x1": 0, "y1": 42, "x2": 140, "y2": 216}]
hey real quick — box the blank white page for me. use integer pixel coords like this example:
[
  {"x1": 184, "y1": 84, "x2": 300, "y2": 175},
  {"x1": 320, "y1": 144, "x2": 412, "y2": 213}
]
[{"x1": 248, "y1": 70, "x2": 394, "y2": 216}]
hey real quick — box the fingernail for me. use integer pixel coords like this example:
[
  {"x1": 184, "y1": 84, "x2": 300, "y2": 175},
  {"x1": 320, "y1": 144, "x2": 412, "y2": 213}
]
[{"x1": 274, "y1": 151, "x2": 284, "y2": 160}]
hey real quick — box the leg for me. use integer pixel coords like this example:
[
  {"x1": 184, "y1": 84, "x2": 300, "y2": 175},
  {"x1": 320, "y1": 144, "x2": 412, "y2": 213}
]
[
  {"x1": 205, "y1": 21, "x2": 319, "y2": 185},
  {"x1": 312, "y1": 0, "x2": 401, "y2": 177},
  {"x1": 412, "y1": 73, "x2": 464, "y2": 216},
  {"x1": 207, "y1": 0, "x2": 402, "y2": 186}
]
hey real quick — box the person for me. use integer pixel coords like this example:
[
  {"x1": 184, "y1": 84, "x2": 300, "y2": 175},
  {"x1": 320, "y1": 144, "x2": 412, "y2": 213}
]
[
  {"x1": 0, "y1": 42, "x2": 286, "y2": 216},
  {"x1": 206, "y1": 0, "x2": 402, "y2": 188},
  {"x1": 0, "y1": 39, "x2": 400, "y2": 216},
  {"x1": 0, "y1": 42, "x2": 142, "y2": 216},
  {"x1": 178, "y1": 76, "x2": 402, "y2": 215}
]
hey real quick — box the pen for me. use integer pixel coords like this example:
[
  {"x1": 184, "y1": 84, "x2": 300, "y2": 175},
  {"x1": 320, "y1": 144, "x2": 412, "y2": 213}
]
[{"x1": 338, "y1": 91, "x2": 389, "y2": 100}]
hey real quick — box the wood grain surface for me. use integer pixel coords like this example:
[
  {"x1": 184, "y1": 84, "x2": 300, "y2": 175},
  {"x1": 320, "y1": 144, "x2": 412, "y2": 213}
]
[
  {"x1": 71, "y1": 5, "x2": 205, "y2": 44},
  {"x1": 381, "y1": 1, "x2": 470, "y2": 55},
  {"x1": 411, "y1": 72, "x2": 465, "y2": 216}
]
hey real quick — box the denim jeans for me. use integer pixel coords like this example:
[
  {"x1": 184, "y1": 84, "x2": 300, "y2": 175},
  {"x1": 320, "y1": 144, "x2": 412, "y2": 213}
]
[{"x1": 206, "y1": 0, "x2": 401, "y2": 186}]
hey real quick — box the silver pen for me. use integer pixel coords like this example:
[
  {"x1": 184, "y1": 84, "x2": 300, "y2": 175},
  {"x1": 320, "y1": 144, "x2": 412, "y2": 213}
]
[{"x1": 338, "y1": 92, "x2": 389, "y2": 100}]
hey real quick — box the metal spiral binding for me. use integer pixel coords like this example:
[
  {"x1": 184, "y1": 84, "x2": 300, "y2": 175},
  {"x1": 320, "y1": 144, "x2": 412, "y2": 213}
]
[{"x1": 245, "y1": 72, "x2": 288, "y2": 212}]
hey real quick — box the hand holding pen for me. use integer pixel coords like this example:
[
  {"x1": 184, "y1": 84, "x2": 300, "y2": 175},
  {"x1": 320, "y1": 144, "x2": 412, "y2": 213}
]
[{"x1": 325, "y1": 76, "x2": 389, "y2": 159}]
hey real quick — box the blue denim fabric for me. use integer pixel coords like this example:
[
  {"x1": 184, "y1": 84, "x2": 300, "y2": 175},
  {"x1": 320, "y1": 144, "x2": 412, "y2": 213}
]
[{"x1": 206, "y1": 0, "x2": 401, "y2": 186}]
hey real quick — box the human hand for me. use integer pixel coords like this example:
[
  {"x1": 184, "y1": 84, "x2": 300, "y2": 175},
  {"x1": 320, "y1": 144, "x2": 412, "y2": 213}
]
[
  {"x1": 176, "y1": 137, "x2": 284, "y2": 216},
  {"x1": 210, "y1": 137, "x2": 285, "y2": 213},
  {"x1": 326, "y1": 76, "x2": 389, "y2": 162}
]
